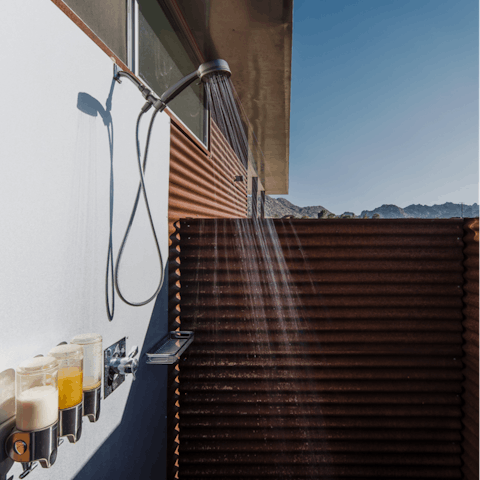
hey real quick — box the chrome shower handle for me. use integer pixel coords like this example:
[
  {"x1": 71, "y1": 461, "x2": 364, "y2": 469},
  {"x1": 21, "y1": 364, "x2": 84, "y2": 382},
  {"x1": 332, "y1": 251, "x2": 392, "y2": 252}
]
[{"x1": 107, "y1": 345, "x2": 139, "y2": 381}]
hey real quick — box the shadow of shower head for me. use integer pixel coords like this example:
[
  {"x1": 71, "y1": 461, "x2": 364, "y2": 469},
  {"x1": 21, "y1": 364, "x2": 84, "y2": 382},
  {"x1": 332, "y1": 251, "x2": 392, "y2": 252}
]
[{"x1": 77, "y1": 92, "x2": 111, "y2": 125}]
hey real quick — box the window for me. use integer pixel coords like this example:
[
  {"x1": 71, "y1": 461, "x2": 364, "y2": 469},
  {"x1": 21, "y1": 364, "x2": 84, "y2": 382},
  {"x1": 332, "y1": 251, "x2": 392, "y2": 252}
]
[
  {"x1": 63, "y1": 0, "x2": 128, "y2": 63},
  {"x1": 137, "y1": 0, "x2": 207, "y2": 145},
  {"x1": 62, "y1": 0, "x2": 207, "y2": 145}
]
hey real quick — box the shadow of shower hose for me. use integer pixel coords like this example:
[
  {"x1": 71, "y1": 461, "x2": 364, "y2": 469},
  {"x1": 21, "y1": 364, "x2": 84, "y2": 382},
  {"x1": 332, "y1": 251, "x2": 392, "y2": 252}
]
[
  {"x1": 71, "y1": 88, "x2": 169, "y2": 478},
  {"x1": 73, "y1": 263, "x2": 169, "y2": 480},
  {"x1": 77, "y1": 84, "x2": 116, "y2": 321}
]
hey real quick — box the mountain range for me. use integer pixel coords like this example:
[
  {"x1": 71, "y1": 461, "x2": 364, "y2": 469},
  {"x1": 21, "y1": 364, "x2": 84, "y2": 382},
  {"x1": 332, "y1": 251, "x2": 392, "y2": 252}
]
[
  {"x1": 248, "y1": 196, "x2": 479, "y2": 219},
  {"x1": 360, "y1": 202, "x2": 479, "y2": 219},
  {"x1": 248, "y1": 196, "x2": 333, "y2": 218}
]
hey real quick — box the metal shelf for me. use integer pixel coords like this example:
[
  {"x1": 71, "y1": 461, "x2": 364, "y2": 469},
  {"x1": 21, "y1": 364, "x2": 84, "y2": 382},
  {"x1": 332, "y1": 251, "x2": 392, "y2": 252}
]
[{"x1": 146, "y1": 331, "x2": 194, "y2": 365}]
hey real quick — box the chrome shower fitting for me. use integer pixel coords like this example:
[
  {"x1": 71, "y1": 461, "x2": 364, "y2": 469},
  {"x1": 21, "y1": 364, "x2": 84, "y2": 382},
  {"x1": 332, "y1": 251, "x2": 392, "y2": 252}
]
[
  {"x1": 114, "y1": 59, "x2": 231, "y2": 112},
  {"x1": 113, "y1": 65, "x2": 157, "y2": 113},
  {"x1": 110, "y1": 59, "x2": 232, "y2": 311}
]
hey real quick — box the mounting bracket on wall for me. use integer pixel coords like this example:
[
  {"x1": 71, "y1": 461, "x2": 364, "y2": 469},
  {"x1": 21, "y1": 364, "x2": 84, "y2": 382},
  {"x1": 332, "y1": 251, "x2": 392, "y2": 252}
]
[
  {"x1": 146, "y1": 331, "x2": 194, "y2": 364},
  {"x1": 104, "y1": 338, "x2": 126, "y2": 399},
  {"x1": 104, "y1": 339, "x2": 139, "y2": 399}
]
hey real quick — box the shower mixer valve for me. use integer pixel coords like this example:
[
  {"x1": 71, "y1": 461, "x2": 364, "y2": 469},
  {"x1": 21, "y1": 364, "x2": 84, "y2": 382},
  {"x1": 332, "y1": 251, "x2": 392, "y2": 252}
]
[
  {"x1": 108, "y1": 346, "x2": 139, "y2": 380},
  {"x1": 104, "y1": 339, "x2": 139, "y2": 398}
]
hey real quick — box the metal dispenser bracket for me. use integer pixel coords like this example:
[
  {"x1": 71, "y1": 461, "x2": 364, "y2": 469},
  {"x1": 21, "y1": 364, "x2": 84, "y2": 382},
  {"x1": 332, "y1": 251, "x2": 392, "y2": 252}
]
[
  {"x1": 58, "y1": 403, "x2": 82, "y2": 444},
  {"x1": 146, "y1": 331, "x2": 194, "y2": 364},
  {"x1": 6, "y1": 423, "x2": 58, "y2": 471},
  {"x1": 83, "y1": 386, "x2": 101, "y2": 423},
  {"x1": 0, "y1": 369, "x2": 15, "y2": 480},
  {"x1": 2, "y1": 364, "x2": 58, "y2": 477}
]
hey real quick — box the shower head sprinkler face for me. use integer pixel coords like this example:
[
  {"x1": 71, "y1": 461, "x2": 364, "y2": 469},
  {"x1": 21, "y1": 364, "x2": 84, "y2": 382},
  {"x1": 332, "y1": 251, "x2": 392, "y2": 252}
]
[
  {"x1": 156, "y1": 59, "x2": 231, "y2": 111},
  {"x1": 198, "y1": 59, "x2": 231, "y2": 82}
]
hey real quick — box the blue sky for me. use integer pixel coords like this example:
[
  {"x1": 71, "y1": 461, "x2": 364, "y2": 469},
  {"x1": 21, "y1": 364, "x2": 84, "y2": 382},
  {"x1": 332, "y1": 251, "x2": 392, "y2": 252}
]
[{"x1": 277, "y1": 0, "x2": 478, "y2": 214}]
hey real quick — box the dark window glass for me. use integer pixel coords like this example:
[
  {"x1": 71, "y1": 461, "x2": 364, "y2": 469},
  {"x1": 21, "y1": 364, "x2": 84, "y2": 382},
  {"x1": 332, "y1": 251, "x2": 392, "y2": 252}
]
[
  {"x1": 63, "y1": 0, "x2": 127, "y2": 63},
  {"x1": 138, "y1": 1, "x2": 206, "y2": 144}
]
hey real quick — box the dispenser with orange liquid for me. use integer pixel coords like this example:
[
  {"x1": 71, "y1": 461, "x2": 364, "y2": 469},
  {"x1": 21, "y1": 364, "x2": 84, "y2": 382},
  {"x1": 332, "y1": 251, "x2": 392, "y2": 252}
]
[{"x1": 49, "y1": 344, "x2": 84, "y2": 443}]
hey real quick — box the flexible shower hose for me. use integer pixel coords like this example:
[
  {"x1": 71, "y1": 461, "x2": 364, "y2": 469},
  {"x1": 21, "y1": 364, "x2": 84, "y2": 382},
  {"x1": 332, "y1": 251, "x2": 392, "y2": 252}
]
[{"x1": 113, "y1": 107, "x2": 164, "y2": 308}]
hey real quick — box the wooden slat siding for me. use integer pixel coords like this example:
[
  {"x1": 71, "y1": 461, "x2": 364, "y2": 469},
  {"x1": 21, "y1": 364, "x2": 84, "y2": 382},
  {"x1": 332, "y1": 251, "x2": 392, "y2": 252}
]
[
  {"x1": 174, "y1": 218, "x2": 467, "y2": 479},
  {"x1": 461, "y1": 218, "x2": 479, "y2": 480},
  {"x1": 168, "y1": 121, "x2": 247, "y2": 237}
]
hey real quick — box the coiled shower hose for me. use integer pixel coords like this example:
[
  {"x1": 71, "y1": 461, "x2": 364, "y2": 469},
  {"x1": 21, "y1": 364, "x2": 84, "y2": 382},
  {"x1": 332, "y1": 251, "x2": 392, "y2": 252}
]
[{"x1": 113, "y1": 107, "x2": 164, "y2": 310}]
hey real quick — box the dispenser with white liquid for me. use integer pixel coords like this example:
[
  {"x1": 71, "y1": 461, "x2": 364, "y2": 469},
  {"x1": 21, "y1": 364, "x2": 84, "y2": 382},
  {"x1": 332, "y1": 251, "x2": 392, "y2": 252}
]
[
  {"x1": 70, "y1": 333, "x2": 102, "y2": 422},
  {"x1": 49, "y1": 344, "x2": 84, "y2": 443},
  {"x1": 6, "y1": 356, "x2": 59, "y2": 469}
]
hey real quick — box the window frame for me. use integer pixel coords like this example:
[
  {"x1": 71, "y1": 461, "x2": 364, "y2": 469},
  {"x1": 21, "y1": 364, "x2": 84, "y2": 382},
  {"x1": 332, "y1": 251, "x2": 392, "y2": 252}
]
[{"x1": 127, "y1": 0, "x2": 210, "y2": 148}]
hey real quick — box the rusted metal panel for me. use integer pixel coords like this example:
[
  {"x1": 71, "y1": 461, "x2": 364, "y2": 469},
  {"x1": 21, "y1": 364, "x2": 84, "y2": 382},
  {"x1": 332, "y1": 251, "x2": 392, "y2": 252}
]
[
  {"x1": 168, "y1": 121, "x2": 247, "y2": 238},
  {"x1": 167, "y1": 224, "x2": 182, "y2": 480},
  {"x1": 166, "y1": 121, "x2": 246, "y2": 478},
  {"x1": 461, "y1": 218, "x2": 479, "y2": 480},
  {"x1": 172, "y1": 218, "x2": 469, "y2": 479}
]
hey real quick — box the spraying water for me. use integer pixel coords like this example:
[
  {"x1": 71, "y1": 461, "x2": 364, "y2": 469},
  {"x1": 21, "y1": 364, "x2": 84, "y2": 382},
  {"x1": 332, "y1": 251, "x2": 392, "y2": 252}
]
[
  {"x1": 207, "y1": 69, "x2": 323, "y2": 474},
  {"x1": 183, "y1": 216, "x2": 330, "y2": 479},
  {"x1": 204, "y1": 72, "x2": 264, "y2": 176}
]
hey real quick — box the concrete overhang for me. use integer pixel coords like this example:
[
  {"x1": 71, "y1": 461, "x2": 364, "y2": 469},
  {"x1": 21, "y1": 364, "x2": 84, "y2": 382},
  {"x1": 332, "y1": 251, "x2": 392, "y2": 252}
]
[{"x1": 170, "y1": 0, "x2": 293, "y2": 195}]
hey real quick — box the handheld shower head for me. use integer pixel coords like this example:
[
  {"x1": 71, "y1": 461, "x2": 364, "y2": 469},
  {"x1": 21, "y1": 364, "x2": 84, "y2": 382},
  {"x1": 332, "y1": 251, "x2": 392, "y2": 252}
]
[
  {"x1": 155, "y1": 59, "x2": 231, "y2": 111},
  {"x1": 111, "y1": 58, "x2": 232, "y2": 314},
  {"x1": 113, "y1": 59, "x2": 231, "y2": 112},
  {"x1": 198, "y1": 59, "x2": 231, "y2": 81}
]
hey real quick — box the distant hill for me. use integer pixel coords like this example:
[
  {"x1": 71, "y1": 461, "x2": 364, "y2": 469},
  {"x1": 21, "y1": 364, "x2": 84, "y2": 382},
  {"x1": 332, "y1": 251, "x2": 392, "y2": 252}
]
[
  {"x1": 360, "y1": 202, "x2": 479, "y2": 219},
  {"x1": 248, "y1": 196, "x2": 479, "y2": 219},
  {"x1": 248, "y1": 196, "x2": 333, "y2": 218}
]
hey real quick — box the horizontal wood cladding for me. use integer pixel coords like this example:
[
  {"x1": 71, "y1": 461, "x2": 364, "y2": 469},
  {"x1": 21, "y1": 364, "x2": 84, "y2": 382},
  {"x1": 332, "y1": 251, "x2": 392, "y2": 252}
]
[
  {"x1": 173, "y1": 218, "x2": 471, "y2": 480},
  {"x1": 168, "y1": 121, "x2": 247, "y2": 238},
  {"x1": 461, "y1": 218, "x2": 479, "y2": 480}
]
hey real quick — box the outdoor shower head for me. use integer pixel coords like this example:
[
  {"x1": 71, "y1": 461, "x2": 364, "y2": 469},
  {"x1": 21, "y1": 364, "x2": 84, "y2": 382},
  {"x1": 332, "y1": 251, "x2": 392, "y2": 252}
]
[
  {"x1": 156, "y1": 59, "x2": 231, "y2": 111},
  {"x1": 198, "y1": 59, "x2": 231, "y2": 81},
  {"x1": 114, "y1": 59, "x2": 231, "y2": 112},
  {"x1": 107, "y1": 59, "x2": 233, "y2": 314}
]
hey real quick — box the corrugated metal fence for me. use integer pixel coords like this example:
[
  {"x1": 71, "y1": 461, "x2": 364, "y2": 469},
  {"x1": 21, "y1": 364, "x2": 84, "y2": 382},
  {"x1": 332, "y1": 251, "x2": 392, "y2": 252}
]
[
  {"x1": 461, "y1": 219, "x2": 479, "y2": 480},
  {"x1": 167, "y1": 120, "x2": 247, "y2": 479},
  {"x1": 170, "y1": 218, "x2": 478, "y2": 479}
]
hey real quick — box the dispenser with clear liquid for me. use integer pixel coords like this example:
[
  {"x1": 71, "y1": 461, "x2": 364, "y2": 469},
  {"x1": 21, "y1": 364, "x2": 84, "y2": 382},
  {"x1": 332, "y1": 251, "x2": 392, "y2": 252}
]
[{"x1": 70, "y1": 333, "x2": 102, "y2": 422}]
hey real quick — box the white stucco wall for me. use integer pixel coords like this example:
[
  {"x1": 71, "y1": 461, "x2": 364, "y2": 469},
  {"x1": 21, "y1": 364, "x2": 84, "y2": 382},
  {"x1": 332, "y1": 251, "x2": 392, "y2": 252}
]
[{"x1": 0, "y1": 1, "x2": 171, "y2": 478}]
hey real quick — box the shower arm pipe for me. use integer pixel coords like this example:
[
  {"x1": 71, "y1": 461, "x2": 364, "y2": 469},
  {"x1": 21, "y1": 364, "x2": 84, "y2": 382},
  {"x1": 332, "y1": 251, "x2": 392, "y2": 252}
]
[
  {"x1": 114, "y1": 59, "x2": 231, "y2": 112},
  {"x1": 115, "y1": 71, "x2": 151, "y2": 97},
  {"x1": 111, "y1": 58, "x2": 231, "y2": 311},
  {"x1": 155, "y1": 59, "x2": 231, "y2": 111},
  {"x1": 114, "y1": 70, "x2": 158, "y2": 111},
  {"x1": 113, "y1": 68, "x2": 198, "y2": 113},
  {"x1": 155, "y1": 70, "x2": 200, "y2": 112}
]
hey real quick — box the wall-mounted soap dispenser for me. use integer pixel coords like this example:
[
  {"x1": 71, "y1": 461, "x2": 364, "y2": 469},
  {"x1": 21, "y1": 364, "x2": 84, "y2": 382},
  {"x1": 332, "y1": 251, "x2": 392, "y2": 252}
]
[
  {"x1": 70, "y1": 334, "x2": 102, "y2": 423},
  {"x1": 48, "y1": 345, "x2": 83, "y2": 443},
  {"x1": 5, "y1": 357, "x2": 59, "y2": 470}
]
